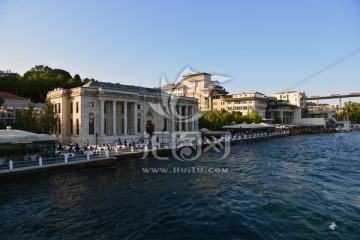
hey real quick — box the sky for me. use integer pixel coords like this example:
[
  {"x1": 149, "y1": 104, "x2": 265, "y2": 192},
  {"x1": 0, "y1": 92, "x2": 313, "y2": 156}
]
[{"x1": 1, "y1": 0, "x2": 359, "y2": 104}]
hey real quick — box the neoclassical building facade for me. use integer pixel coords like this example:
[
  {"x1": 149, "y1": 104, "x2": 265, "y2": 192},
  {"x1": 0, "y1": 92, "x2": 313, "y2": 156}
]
[{"x1": 47, "y1": 81, "x2": 198, "y2": 145}]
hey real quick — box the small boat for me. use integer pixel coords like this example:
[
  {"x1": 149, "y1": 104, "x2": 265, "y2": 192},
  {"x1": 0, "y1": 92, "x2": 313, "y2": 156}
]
[
  {"x1": 335, "y1": 121, "x2": 352, "y2": 132},
  {"x1": 353, "y1": 124, "x2": 360, "y2": 131}
]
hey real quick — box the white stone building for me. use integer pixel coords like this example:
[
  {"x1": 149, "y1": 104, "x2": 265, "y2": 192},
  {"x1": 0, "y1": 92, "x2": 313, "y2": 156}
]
[
  {"x1": 160, "y1": 72, "x2": 227, "y2": 112},
  {"x1": 47, "y1": 81, "x2": 198, "y2": 145},
  {"x1": 212, "y1": 91, "x2": 268, "y2": 118},
  {"x1": 271, "y1": 91, "x2": 306, "y2": 108}
]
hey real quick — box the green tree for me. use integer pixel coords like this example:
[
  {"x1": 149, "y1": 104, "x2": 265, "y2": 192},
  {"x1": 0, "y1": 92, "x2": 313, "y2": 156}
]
[
  {"x1": 16, "y1": 102, "x2": 38, "y2": 132},
  {"x1": 246, "y1": 110, "x2": 263, "y2": 123},
  {"x1": 37, "y1": 99, "x2": 58, "y2": 134},
  {"x1": 0, "y1": 73, "x2": 23, "y2": 95},
  {"x1": 82, "y1": 78, "x2": 94, "y2": 84},
  {"x1": 67, "y1": 74, "x2": 82, "y2": 88},
  {"x1": 1, "y1": 66, "x2": 91, "y2": 103},
  {"x1": 199, "y1": 110, "x2": 264, "y2": 130},
  {"x1": 273, "y1": 116, "x2": 282, "y2": 124},
  {"x1": 342, "y1": 101, "x2": 360, "y2": 123},
  {"x1": 23, "y1": 65, "x2": 73, "y2": 102}
]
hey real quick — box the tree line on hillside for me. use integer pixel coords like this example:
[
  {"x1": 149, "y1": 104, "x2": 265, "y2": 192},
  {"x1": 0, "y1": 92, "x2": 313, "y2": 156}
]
[
  {"x1": 0, "y1": 65, "x2": 94, "y2": 103},
  {"x1": 199, "y1": 110, "x2": 264, "y2": 131}
]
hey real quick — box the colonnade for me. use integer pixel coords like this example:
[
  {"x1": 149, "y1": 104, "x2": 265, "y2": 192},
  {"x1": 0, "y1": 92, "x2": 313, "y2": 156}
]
[{"x1": 99, "y1": 100, "x2": 197, "y2": 136}]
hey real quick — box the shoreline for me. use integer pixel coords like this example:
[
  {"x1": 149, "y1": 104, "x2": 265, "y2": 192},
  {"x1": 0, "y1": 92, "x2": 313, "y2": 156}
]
[{"x1": 0, "y1": 130, "x2": 338, "y2": 180}]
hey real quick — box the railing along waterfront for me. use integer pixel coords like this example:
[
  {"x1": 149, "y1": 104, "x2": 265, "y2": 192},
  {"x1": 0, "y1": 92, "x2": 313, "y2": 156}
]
[
  {"x1": 0, "y1": 131, "x2": 291, "y2": 172},
  {"x1": 0, "y1": 151, "x2": 115, "y2": 171}
]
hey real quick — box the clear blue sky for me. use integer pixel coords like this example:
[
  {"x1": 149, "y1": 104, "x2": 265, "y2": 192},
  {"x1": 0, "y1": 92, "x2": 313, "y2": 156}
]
[{"x1": 1, "y1": 0, "x2": 359, "y2": 104}]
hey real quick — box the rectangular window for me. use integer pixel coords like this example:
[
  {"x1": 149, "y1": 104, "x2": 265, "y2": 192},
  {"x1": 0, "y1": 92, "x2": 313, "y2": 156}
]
[
  {"x1": 137, "y1": 119, "x2": 141, "y2": 133},
  {"x1": 70, "y1": 103, "x2": 73, "y2": 114},
  {"x1": 54, "y1": 104, "x2": 57, "y2": 113},
  {"x1": 70, "y1": 118, "x2": 73, "y2": 134},
  {"x1": 89, "y1": 118, "x2": 94, "y2": 135},
  {"x1": 58, "y1": 103, "x2": 61, "y2": 113},
  {"x1": 137, "y1": 104, "x2": 141, "y2": 110},
  {"x1": 89, "y1": 102, "x2": 94, "y2": 108},
  {"x1": 76, "y1": 119, "x2": 79, "y2": 135},
  {"x1": 76, "y1": 102, "x2": 79, "y2": 113},
  {"x1": 163, "y1": 119, "x2": 168, "y2": 131},
  {"x1": 104, "y1": 119, "x2": 107, "y2": 134},
  {"x1": 58, "y1": 119, "x2": 61, "y2": 134}
]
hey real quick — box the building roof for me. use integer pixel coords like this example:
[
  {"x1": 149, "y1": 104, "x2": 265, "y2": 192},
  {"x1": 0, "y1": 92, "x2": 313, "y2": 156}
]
[
  {"x1": 222, "y1": 123, "x2": 275, "y2": 129},
  {"x1": 0, "y1": 128, "x2": 56, "y2": 145},
  {"x1": 0, "y1": 92, "x2": 29, "y2": 103},
  {"x1": 83, "y1": 80, "x2": 162, "y2": 94},
  {"x1": 272, "y1": 91, "x2": 303, "y2": 94},
  {"x1": 267, "y1": 100, "x2": 298, "y2": 108},
  {"x1": 183, "y1": 72, "x2": 212, "y2": 77}
]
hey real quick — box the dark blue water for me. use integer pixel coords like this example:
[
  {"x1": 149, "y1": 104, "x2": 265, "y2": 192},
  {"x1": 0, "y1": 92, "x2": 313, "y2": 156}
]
[{"x1": 1, "y1": 133, "x2": 359, "y2": 239}]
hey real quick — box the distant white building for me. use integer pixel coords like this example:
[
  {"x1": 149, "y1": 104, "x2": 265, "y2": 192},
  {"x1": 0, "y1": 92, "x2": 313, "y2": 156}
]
[
  {"x1": 271, "y1": 91, "x2": 306, "y2": 108},
  {"x1": 212, "y1": 91, "x2": 268, "y2": 118},
  {"x1": 159, "y1": 72, "x2": 227, "y2": 112}
]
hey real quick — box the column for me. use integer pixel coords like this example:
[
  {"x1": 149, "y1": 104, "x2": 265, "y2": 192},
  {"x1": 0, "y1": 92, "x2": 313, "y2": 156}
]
[
  {"x1": 100, "y1": 100, "x2": 105, "y2": 135},
  {"x1": 112, "y1": 101, "x2": 117, "y2": 135},
  {"x1": 185, "y1": 106, "x2": 188, "y2": 131},
  {"x1": 124, "y1": 101, "x2": 128, "y2": 135},
  {"x1": 171, "y1": 105, "x2": 175, "y2": 132},
  {"x1": 134, "y1": 102, "x2": 138, "y2": 134},
  {"x1": 179, "y1": 105, "x2": 182, "y2": 131}
]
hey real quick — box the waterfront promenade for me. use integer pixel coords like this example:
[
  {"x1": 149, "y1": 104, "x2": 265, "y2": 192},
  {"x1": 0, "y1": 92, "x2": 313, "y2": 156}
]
[{"x1": 0, "y1": 131, "x2": 293, "y2": 180}]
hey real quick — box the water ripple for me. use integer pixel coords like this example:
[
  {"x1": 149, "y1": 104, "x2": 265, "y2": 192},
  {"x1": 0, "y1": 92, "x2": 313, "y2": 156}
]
[{"x1": 0, "y1": 132, "x2": 360, "y2": 239}]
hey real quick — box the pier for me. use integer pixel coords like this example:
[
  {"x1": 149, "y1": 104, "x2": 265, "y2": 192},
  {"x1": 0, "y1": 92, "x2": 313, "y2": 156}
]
[{"x1": 0, "y1": 131, "x2": 295, "y2": 180}]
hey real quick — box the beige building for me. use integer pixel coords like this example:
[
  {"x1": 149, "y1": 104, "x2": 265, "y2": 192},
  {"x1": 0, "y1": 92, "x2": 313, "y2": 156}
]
[
  {"x1": 0, "y1": 92, "x2": 43, "y2": 124},
  {"x1": 47, "y1": 80, "x2": 198, "y2": 145},
  {"x1": 271, "y1": 91, "x2": 306, "y2": 108},
  {"x1": 212, "y1": 91, "x2": 268, "y2": 118},
  {"x1": 160, "y1": 72, "x2": 227, "y2": 112}
]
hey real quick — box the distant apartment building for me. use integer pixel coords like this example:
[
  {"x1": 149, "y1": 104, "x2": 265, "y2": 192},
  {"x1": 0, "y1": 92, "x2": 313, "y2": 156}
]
[
  {"x1": 160, "y1": 72, "x2": 227, "y2": 112},
  {"x1": 0, "y1": 92, "x2": 43, "y2": 124},
  {"x1": 0, "y1": 70, "x2": 12, "y2": 77},
  {"x1": 212, "y1": 91, "x2": 268, "y2": 118},
  {"x1": 271, "y1": 91, "x2": 306, "y2": 108},
  {"x1": 47, "y1": 81, "x2": 198, "y2": 145}
]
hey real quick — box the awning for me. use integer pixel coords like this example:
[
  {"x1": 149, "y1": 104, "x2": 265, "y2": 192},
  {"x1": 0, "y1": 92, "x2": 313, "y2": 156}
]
[{"x1": 0, "y1": 129, "x2": 56, "y2": 145}]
